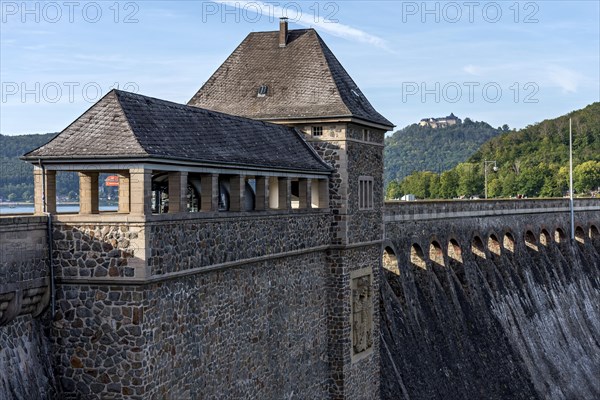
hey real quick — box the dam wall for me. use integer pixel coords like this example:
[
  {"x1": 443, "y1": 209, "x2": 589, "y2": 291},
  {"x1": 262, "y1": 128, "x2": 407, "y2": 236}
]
[
  {"x1": 0, "y1": 215, "x2": 57, "y2": 400},
  {"x1": 381, "y1": 199, "x2": 600, "y2": 400},
  {"x1": 46, "y1": 209, "x2": 336, "y2": 399}
]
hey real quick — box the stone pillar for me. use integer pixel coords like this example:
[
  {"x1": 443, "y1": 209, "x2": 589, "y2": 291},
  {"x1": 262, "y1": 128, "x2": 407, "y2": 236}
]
[
  {"x1": 229, "y1": 175, "x2": 245, "y2": 212},
  {"x1": 79, "y1": 172, "x2": 99, "y2": 214},
  {"x1": 255, "y1": 176, "x2": 268, "y2": 211},
  {"x1": 168, "y1": 171, "x2": 188, "y2": 213},
  {"x1": 129, "y1": 169, "x2": 152, "y2": 215},
  {"x1": 268, "y1": 177, "x2": 279, "y2": 209},
  {"x1": 318, "y1": 179, "x2": 329, "y2": 208},
  {"x1": 118, "y1": 172, "x2": 130, "y2": 214},
  {"x1": 200, "y1": 173, "x2": 218, "y2": 212},
  {"x1": 299, "y1": 178, "x2": 311, "y2": 209},
  {"x1": 34, "y1": 167, "x2": 57, "y2": 214},
  {"x1": 277, "y1": 177, "x2": 291, "y2": 210},
  {"x1": 312, "y1": 178, "x2": 329, "y2": 208}
]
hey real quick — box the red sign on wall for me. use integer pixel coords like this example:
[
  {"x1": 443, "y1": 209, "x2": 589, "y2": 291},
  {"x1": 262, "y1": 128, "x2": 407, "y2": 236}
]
[{"x1": 105, "y1": 175, "x2": 119, "y2": 187}]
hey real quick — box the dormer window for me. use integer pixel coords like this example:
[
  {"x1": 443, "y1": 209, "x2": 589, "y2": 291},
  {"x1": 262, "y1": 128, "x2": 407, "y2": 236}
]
[
  {"x1": 311, "y1": 126, "x2": 323, "y2": 136},
  {"x1": 257, "y1": 85, "x2": 268, "y2": 97}
]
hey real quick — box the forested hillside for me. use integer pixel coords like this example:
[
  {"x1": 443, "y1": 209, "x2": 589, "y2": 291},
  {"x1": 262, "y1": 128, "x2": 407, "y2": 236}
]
[
  {"x1": 387, "y1": 103, "x2": 600, "y2": 199},
  {"x1": 384, "y1": 119, "x2": 502, "y2": 185},
  {"x1": 0, "y1": 133, "x2": 59, "y2": 201}
]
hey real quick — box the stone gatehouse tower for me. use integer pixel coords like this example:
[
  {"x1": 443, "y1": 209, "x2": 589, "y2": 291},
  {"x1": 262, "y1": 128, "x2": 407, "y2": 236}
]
[
  {"x1": 18, "y1": 19, "x2": 393, "y2": 399},
  {"x1": 188, "y1": 19, "x2": 395, "y2": 397}
]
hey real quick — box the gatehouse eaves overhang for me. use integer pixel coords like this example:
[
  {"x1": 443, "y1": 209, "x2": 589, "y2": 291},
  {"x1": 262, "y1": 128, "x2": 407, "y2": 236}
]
[
  {"x1": 257, "y1": 115, "x2": 395, "y2": 131},
  {"x1": 21, "y1": 154, "x2": 333, "y2": 178}
]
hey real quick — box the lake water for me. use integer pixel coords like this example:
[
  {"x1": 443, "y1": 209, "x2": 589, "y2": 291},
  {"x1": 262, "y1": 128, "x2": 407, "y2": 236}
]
[{"x1": 0, "y1": 205, "x2": 118, "y2": 215}]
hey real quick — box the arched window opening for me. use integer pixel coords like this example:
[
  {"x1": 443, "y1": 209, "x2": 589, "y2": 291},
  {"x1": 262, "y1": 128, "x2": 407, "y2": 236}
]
[
  {"x1": 488, "y1": 234, "x2": 501, "y2": 256},
  {"x1": 555, "y1": 228, "x2": 566, "y2": 244},
  {"x1": 429, "y1": 241, "x2": 445, "y2": 266},
  {"x1": 525, "y1": 230, "x2": 538, "y2": 251},
  {"x1": 382, "y1": 247, "x2": 400, "y2": 275},
  {"x1": 472, "y1": 236, "x2": 486, "y2": 259},
  {"x1": 410, "y1": 244, "x2": 427, "y2": 270},
  {"x1": 540, "y1": 229, "x2": 551, "y2": 247},
  {"x1": 575, "y1": 226, "x2": 586, "y2": 244},
  {"x1": 447, "y1": 239, "x2": 463, "y2": 263},
  {"x1": 503, "y1": 232, "x2": 515, "y2": 253}
]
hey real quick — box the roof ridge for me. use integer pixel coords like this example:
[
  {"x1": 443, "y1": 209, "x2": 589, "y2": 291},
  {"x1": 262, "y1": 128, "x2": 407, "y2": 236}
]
[
  {"x1": 23, "y1": 90, "x2": 147, "y2": 158},
  {"x1": 308, "y1": 30, "x2": 353, "y2": 118},
  {"x1": 119, "y1": 89, "x2": 302, "y2": 132},
  {"x1": 314, "y1": 33, "x2": 394, "y2": 128},
  {"x1": 111, "y1": 90, "x2": 148, "y2": 155}
]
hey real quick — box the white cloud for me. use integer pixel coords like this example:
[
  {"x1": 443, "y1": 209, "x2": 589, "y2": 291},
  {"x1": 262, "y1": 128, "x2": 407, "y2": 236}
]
[
  {"x1": 545, "y1": 66, "x2": 581, "y2": 93},
  {"x1": 211, "y1": 0, "x2": 391, "y2": 51}
]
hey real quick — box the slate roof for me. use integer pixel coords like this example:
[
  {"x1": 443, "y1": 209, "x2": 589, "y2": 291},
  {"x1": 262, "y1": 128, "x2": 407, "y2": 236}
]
[
  {"x1": 187, "y1": 29, "x2": 394, "y2": 128},
  {"x1": 23, "y1": 90, "x2": 332, "y2": 173}
]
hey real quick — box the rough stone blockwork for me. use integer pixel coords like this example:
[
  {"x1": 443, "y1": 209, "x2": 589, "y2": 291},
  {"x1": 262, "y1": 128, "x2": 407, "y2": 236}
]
[
  {"x1": 148, "y1": 212, "x2": 330, "y2": 275},
  {"x1": 381, "y1": 210, "x2": 600, "y2": 400},
  {"x1": 0, "y1": 216, "x2": 57, "y2": 400},
  {"x1": 0, "y1": 313, "x2": 58, "y2": 400},
  {"x1": 53, "y1": 251, "x2": 330, "y2": 399},
  {"x1": 52, "y1": 223, "x2": 143, "y2": 279}
]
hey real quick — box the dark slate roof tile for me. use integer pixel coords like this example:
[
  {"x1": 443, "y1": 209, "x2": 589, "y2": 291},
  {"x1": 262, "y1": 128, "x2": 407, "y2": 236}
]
[
  {"x1": 188, "y1": 29, "x2": 393, "y2": 128},
  {"x1": 24, "y1": 90, "x2": 332, "y2": 173}
]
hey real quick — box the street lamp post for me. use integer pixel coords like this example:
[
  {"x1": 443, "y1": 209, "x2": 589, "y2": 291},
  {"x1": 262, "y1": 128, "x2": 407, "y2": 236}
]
[{"x1": 484, "y1": 160, "x2": 498, "y2": 199}]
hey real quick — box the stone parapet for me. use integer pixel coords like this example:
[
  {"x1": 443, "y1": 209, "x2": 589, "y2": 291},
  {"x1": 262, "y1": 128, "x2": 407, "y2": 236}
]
[
  {"x1": 384, "y1": 198, "x2": 600, "y2": 221},
  {"x1": 0, "y1": 215, "x2": 50, "y2": 326},
  {"x1": 50, "y1": 209, "x2": 331, "y2": 283}
]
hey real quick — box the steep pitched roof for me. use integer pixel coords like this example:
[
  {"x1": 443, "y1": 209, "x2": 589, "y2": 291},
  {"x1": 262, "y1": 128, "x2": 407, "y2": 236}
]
[
  {"x1": 187, "y1": 29, "x2": 394, "y2": 128},
  {"x1": 23, "y1": 90, "x2": 332, "y2": 173}
]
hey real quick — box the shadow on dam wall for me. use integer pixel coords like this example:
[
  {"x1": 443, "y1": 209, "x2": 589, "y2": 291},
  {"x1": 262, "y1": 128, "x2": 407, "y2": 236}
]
[{"x1": 380, "y1": 236, "x2": 600, "y2": 400}]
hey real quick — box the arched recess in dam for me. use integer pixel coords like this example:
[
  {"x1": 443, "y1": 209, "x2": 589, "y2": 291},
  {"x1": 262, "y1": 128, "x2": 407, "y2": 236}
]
[
  {"x1": 503, "y1": 232, "x2": 515, "y2": 253},
  {"x1": 488, "y1": 234, "x2": 501, "y2": 257},
  {"x1": 525, "y1": 230, "x2": 538, "y2": 251},
  {"x1": 591, "y1": 224, "x2": 600, "y2": 251},
  {"x1": 382, "y1": 245, "x2": 400, "y2": 276},
  {"x1": 540, "y1": 229, "x2": 551, "y2": 247},
  {"x1": 410, "y1": 244, "x2": 427, "y2": 270},
  {"x1": 471, "y1": 236, "x2": 486, "y2": 259}
]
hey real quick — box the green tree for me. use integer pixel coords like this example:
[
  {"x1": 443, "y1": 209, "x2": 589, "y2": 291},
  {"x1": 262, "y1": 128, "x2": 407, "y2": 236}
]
[
  {"x1": 386, "y1": 181, "x2": 402, "y2": 200},
  {"x1": 487, "y1": 178, "x2": 502, "y2": 198},
  {"x1": 7, "y1": 193, "x2": 17, "y2": 202},
  {"x1": 439, "y1": 170, "x2": 459, "y2": 199},
  {"x1": 456, "y1": 163, "x2": 481, "y2": 197},
  {"x1": 574, "y1": 160, "x2": 600, "y2": 194}
]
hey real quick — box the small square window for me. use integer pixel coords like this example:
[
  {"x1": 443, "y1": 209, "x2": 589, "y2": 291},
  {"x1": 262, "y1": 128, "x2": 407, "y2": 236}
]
[{"x1": 312, "y1": 126, "x2": 323, "y2": 136}]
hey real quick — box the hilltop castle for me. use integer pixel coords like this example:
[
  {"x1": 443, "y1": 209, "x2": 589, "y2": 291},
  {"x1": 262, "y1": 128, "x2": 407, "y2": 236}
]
[
  {"x1": 419, "y1": 113, "x2": 461, "y2": 128},
  {"x1": 8, "y1": 18, "x2": 393, "y2": 399}
]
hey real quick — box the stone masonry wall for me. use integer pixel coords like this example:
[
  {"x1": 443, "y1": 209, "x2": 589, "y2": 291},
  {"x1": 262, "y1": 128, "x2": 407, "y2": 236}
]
[
  {"x1": 326, "y1": 244, "x2": 382, "y2": 399},
  {"x1": 147, "y1": 211, "x2": 330, "y2": 276},
  {"x1": 51, "y1": 220, "x2": 145, "y2": 280},
  {"x1": 0, "y1": 216, "x2": 57, "y2": 400},
  {"x1": 142, "y1": 250, "x2": 330, "y2": 399},
  {"x1": 346, "y1": 138, "x2": 384, "y2": 244},
  {"x1": 50, "y1": 211, "x2": 333, "y2": 399}
]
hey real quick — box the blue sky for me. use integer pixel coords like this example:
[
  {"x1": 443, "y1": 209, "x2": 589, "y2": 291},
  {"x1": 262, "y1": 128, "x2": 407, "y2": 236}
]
[{"x1": 1, "y1": 1, "x2": 599, "y2": 135}]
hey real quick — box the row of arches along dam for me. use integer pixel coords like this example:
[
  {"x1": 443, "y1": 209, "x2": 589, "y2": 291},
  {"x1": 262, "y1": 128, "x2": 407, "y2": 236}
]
[{"x1": 380, "y1": 223, "x2": 600, "y2": 400}]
